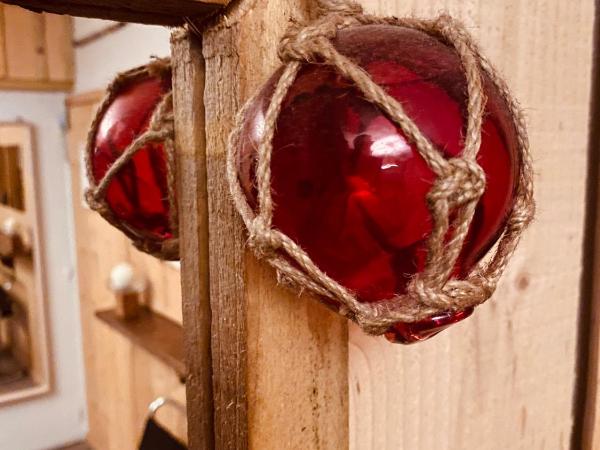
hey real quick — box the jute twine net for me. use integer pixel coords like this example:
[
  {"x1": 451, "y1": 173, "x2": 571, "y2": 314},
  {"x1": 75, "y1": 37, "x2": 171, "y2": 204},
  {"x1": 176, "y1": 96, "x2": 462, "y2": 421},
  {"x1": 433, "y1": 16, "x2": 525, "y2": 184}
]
[
  {"x1": 84, "y1": 58, "x2": 180, "y2": 261},
  {"x1": 227, "y1": 0, "x2": 535, "y2": 335}
]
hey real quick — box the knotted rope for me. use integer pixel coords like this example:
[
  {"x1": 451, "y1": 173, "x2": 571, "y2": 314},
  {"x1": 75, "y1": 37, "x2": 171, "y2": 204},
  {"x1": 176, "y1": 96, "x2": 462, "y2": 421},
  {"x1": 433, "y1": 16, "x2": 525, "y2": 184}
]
[
  {"x1": 227, "y1": 0, "x2": 535, "y2": 335},
  {"x1": 85, "y1": 58, "x2": 179, "y2": 261}
]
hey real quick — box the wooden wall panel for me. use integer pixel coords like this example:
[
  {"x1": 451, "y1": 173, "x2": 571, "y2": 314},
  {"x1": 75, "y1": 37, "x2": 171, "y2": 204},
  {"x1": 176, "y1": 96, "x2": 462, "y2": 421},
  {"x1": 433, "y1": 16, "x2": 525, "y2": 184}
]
[
  {"x1": 0, "y1": 4, "x2": 73, "y2": 91},
  {"x1": 66, "y1": 94, "x2": 186, "y2": 450},
  {"x1": 349, "y1": 1, "x2": 594, "y2": 449},
  {"x1": 3, "y1": 4, "x2": 46, "y2": 80},
  {"x1": 44, "y1": 13, "x2": 74, "y2": 82},
  {"x1": 0, "y1": 6, "x2": 6, "y2": 78}
]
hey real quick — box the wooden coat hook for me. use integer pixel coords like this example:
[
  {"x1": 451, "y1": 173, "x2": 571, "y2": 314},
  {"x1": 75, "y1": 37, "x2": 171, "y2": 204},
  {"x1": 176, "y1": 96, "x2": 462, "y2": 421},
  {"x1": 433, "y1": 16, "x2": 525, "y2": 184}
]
[{"x1": 109, "y1": 262, "x2": 147, "y2": 320}]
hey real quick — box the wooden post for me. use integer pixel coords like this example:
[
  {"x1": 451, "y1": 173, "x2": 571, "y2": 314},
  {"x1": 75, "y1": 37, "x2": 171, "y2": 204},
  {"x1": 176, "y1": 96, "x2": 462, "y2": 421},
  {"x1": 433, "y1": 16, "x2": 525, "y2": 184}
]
[
  {"x1": 171, "y1": 30, "x2": 214, "y2": 450},
  {"x1": 201, "y1": 1, "x2": 348, "y2": 449}
]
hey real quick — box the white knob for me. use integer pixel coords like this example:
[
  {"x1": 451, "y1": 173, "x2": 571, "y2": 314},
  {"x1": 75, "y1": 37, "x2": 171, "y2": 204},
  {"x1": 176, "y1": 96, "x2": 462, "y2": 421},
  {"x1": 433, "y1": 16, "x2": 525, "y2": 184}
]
[
  {"x1": 1, "y1": 217, "x2": 17, "y2": 237},
  {"x1": 109, "y1": 262, "x2": 135, "y2": 292}
]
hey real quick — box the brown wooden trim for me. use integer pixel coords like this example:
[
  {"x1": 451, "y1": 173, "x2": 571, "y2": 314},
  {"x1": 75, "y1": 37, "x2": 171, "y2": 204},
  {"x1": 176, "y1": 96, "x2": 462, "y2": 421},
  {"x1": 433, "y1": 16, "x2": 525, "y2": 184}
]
[
  {"x1": 3, "y1": 0, "x2": 228, "y2": 26},
  {"x1": 171, "y1": 28, "x2": 214, "y2": 450},
  {"x1": 65, "y1": 90, "x2": 103, "y2": 108},
  {"x1": 578, "y1": 5, "x2": 600, "y2": 447},
  {"x1": 0, "y1": 78, "x2": 72, "y2": 92},
  {"x1": 72, "y1": 22, "x2": 127, "y2": 47},
  {"x1": 95, "y1": 308, "x2": 186, "y2": 379}
]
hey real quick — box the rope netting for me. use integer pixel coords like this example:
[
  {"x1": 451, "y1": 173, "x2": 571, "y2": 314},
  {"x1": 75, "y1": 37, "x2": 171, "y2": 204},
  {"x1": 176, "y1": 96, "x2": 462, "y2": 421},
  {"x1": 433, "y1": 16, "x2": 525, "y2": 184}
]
[
  {"x1": 226, "y1": 0, "x2": 535, "y2": 335},
  {"x1": 85, "y1": 58, "x2": 179, "y2": 261}
]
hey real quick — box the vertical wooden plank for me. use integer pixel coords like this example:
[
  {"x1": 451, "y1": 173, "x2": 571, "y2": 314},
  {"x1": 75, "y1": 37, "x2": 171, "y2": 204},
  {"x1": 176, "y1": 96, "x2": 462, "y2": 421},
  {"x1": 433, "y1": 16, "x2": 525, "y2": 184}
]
[
  {"x1": 170, "y1": 30, "x2": 214, "y2": 450},
  {"x1": 348, "y1": 1, "x2": 595, "y2": 449},
  {"x1": 202, "y1": 1, "x2": 348, "y2": 449},
  {"x1": 0, "y1": 5, "x2": 7, "y2": 78},
  {"x1": 44, "y1": 13, "x2": 74, "y2": 82},
  {"x1": 3, "y1": 5, "x2": 47, "y2": 80},
  {"x1": 581, "y1": 5, "x2": 600, "y2": 447}
]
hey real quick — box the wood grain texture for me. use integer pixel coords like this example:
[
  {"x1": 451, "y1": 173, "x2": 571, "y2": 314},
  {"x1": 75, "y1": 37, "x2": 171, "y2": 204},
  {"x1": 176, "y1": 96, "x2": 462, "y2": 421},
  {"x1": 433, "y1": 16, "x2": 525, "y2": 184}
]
[
  {"x1": 3, "y1": 0, "x2": 229, "y2": 26},
  {"x1": 171, "y1": 29, "x2": 215, "y2": 450},
  {"x1": 67, "y1": 93, "x2": 187, "y2": 450},
  {"x1": 348, "y1": 1, "x2": 595, "y2": 449},
  {"x1": 202, "y1": 1, "x2": 348, "y2": 448},
  {"x1": 0, "y1": 6, "x2": 6, "y2": 79}
]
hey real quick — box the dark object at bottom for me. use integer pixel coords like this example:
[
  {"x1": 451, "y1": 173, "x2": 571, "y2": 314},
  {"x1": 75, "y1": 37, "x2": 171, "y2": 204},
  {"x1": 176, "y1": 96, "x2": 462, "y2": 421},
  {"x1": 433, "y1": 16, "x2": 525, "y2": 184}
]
[{"x1": 138, "y1": 418, "x2": 186, "y2": 450}]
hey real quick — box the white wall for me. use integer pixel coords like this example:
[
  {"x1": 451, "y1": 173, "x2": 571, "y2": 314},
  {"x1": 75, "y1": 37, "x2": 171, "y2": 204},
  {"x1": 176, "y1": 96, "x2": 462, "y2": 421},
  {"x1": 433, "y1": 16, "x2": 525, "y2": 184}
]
[
  {"x1": 73, "y1": 19, "x2": 171, "y2": 93},
  {"x1": 0, "y1": 91, "x2": 87, "y2": 450}
]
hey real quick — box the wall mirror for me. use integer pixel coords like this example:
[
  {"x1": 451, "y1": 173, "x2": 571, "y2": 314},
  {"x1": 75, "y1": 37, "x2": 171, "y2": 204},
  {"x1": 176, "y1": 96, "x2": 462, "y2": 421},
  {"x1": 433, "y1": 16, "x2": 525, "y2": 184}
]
[{"x1": 0, "y1": 122, "x2": 50, "y2": 404}]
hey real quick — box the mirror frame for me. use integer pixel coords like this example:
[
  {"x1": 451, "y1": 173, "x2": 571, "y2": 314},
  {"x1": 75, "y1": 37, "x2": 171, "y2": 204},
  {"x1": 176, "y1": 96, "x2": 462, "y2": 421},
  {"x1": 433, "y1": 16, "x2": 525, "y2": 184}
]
[{"x1": 0, "y1": 122, "x2": 50, "y2": 404}]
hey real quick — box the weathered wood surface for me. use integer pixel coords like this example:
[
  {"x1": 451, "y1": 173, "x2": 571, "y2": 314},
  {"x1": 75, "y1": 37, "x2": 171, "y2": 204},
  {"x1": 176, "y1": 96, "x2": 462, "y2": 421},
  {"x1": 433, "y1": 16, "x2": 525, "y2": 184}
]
[
  {"x1": 3, "y1": 0, "x2": 229, "y2": 26},
  {"x1": 171, "y1": 30, "x2": 215, "y2": 450},
  {"x1": 348, "y1": 1, "x2": 595, "y2": 449},
  {"x1": 0, "y1": 5, "x2": 73, "y2": 91},
  {"x1": 201, "y1": 1, "x2": 349, "y2": 448}
]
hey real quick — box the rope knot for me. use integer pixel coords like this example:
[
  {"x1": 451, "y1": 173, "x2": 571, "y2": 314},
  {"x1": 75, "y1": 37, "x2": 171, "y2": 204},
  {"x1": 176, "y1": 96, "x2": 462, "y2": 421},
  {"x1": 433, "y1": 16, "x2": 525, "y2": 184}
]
[
  {"x1": 317, "y1": 0, "x2": 363, "y2": 17},
  {"x1": 428, "y1": 158, "x2": 486, "y2": 208},
  {"x1": 278, "y1": 21, "x2": 339, "y2": 62},
  {"x1": 409, "y1": 277, "x2": 452, "y2": 310},
  {"x1": 248, "y1": 217, "x2": 281, "y2": 256},
  {"x1": 148, "y1": 92, "x2": 174, "y2": 132},
  {"x1": 84, "y1": 189, "x2": 110, "y2": 214}
]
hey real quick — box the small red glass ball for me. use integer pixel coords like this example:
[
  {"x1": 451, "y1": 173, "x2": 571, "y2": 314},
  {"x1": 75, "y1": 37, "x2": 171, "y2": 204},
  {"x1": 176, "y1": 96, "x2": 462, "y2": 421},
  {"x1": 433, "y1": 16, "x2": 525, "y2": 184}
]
[
  {"x1": 91, "y1": 73, "x2": 173, "y2": 245},
  {"x1": 238, "y1": 25, "x2": 519, "y2": 343}
]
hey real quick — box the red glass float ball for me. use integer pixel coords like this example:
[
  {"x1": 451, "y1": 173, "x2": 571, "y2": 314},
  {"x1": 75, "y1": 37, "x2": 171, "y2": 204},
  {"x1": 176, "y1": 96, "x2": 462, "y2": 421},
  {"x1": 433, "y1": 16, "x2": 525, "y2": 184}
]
[
  {"x1": 237, "y1": 25, "x2": 519, "y2": 343},
  {"x1": 92, "y1": 73, "x2": 173, "y2": 242}
]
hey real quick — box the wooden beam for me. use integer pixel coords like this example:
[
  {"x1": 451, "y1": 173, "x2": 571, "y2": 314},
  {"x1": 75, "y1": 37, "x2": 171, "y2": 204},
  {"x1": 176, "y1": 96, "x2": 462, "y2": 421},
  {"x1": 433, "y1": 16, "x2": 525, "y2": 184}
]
[
  {"x1": 171, "y1": 29, "x2": 214, "y2": 450},
  {"x1": 202, "y1": 1, "x2": 348, "y2": 448},
  {"x1": 3, "y1": 0, "x2": 229, "y2": 26}
]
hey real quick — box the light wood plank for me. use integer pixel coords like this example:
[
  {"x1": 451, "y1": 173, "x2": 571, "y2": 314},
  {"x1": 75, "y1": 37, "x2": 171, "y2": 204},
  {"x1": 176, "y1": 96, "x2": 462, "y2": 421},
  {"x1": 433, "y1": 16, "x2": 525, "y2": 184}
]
[
  {"x1": 44, "y1": 13, "x2": 74, "y2": 82},
  {"x1": 0, "y1": 5, "x2": 7, "y2": 78},
  {"x1": 0, "y1": 79, "x2": 72, "y2": 91},
  {"x1": 202, "y1": 1, "x2": 349, "y2": 448},
  {"x1": 3, "y1": 4, "x2": 47, "y2": 80},
  {"x1": 348, "y1": 1, "x2": 594, "y2": 449}
]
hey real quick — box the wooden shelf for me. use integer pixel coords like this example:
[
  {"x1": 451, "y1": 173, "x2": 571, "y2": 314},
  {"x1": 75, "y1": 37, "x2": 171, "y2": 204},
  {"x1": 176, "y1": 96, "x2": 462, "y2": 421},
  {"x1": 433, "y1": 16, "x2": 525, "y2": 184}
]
[{"x1": 95, "y1": 308, "x2": 185, "y2": 379}]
